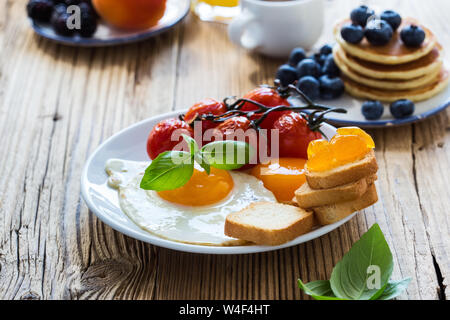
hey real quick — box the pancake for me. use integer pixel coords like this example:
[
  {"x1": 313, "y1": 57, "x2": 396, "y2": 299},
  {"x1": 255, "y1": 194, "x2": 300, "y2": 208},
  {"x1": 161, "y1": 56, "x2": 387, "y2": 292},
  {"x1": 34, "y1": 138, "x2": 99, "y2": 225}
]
[
  {"x1": 334, "y1": 18, "x2": 437, "y2": 65},
  {"x1": 333, "y1": 44, "x2": 443, "y2": 80},
  {"x1": 342, "y1": 68, "x2": 450, "y2": 102},
  {"x1": 334, "y1": 47, "x2": 442, "y2": 90}
]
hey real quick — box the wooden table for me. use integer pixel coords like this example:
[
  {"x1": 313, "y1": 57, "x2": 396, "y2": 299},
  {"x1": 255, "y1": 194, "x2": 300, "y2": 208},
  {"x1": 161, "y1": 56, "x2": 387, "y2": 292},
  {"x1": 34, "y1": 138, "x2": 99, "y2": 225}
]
[{"x1": 0, "y1": 0, "x2": 448, "y2": 300}]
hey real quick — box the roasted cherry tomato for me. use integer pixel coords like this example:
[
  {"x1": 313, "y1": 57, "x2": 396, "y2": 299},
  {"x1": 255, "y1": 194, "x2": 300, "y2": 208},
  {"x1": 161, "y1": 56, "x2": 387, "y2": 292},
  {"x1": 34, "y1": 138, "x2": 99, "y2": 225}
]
[
  {"x1": 241, "y1": 87, "x2": 290, "y2": 129},
  {"x1": 272, "y1": 112, "x2": 322, "y2": 159},
  {"x1": 212, "y1": 116, "x2": 269, "y2": 169},
  {"x1": 146, "y1": 118, "x2": 194, "y2": 160},
  {"x1": 184, "y1": 98, "x2": 228, "y2": 132}
]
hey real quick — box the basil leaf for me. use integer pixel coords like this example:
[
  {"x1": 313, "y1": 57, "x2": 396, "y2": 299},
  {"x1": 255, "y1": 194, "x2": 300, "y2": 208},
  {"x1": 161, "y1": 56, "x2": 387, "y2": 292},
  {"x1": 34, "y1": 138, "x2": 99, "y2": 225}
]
[
  {"x1": 330, "y1": 223, "x2": 394, "y2": 300},
  {"x1": 201, "y1": 140, "x2": 254, "y2": 170},
  {"x1": 377, "y1": 278, "x2": 411, "y2": 300},
  {"x1": 140, "y1": 151, "x2": 193, "y2": 191},
  {"x1": 194, "y1": 152, "x2": 211, "y2": 175},
  {"x1": 298, "y1": 279, "x2": 345, "y2": 300},
  {"x1": 182, "y1": 134, "x2": 198, "y2": 156}
]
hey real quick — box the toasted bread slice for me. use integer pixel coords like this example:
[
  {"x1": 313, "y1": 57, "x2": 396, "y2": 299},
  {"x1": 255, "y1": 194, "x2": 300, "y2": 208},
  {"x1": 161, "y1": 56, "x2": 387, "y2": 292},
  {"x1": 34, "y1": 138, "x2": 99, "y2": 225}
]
[
  {"x1": 313, "y1": 183, "x2": 378, "y2": 225},
  {"x1": 295, "y1": 174, "x2": 377, "y2": 208},
  {"x1": 305, "y1": 149, "x2": 378, "y2": 189},
  {"x1": 224, "y1": 202, "x2": 314, "y2": 245}
]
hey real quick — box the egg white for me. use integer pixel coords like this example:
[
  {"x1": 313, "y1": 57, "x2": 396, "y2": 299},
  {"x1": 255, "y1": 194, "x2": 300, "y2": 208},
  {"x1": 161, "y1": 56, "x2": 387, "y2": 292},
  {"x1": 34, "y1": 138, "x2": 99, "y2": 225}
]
[{"x1": 105, "y1": 159, "x2": 276, "y2": 246}]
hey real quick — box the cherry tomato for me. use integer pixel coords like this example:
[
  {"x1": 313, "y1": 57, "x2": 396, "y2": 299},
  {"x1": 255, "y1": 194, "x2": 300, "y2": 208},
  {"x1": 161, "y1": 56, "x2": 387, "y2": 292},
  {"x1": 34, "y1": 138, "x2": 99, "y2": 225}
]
[
  {"x1": 212, "y1": 116, "x2": 269, "y2": 169},
  {"x1": 146, "y1": 118, "x2": 194, "y2": 160},
  {"x1": 241, "y1": 87, "x2": 290, "y2": 129},
  {"x1": 184, "y1": 98, "x2": 228, "y2": 132},
  {"x1": 271, "y1": 112, "x2": 322, "y2": 159}
]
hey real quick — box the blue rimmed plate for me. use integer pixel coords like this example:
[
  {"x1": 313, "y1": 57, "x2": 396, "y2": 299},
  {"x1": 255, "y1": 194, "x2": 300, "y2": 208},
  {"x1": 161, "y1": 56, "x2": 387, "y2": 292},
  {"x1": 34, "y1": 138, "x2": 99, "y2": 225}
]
[
  {"x1": 30, "y1": 0, "x2": 190, "y2": 47},
  {"x1": 290, "y1": 79, "x2": 450, "y2": 128}
]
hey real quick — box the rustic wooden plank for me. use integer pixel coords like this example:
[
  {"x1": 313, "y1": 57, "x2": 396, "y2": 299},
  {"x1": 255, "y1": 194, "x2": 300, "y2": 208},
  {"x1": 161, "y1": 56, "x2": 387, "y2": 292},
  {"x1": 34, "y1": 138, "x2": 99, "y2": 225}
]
[{"x1": 0, "y1": 0, "x2": 449, "y2": 300}]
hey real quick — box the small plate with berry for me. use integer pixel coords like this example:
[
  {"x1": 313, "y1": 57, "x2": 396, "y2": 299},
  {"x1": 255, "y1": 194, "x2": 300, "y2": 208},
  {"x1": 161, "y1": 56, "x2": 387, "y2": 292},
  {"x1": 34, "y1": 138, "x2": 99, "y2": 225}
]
[
  {"x1": 26, "y1": 0, "x2": 190, "y2": 47},
  {"x1": 275, "y1": 6, "x2": 450, "y2": 128}
]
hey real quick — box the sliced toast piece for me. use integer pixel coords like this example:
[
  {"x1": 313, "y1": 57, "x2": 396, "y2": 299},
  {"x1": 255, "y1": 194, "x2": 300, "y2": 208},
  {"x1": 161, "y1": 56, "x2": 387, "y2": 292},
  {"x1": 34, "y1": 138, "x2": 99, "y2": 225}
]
[
  {"x1": 313, "y1": 183, "x2": 378, "y2": 225},
  {"x1": 295, "y1": 174, "x2": 377, "y2": 208},
  {"x1": 305, "y1": 149, "x2": 378, "y2": 189},
  {"x1": 224, "y1": 202, "x2": 314, "y2": 245}
]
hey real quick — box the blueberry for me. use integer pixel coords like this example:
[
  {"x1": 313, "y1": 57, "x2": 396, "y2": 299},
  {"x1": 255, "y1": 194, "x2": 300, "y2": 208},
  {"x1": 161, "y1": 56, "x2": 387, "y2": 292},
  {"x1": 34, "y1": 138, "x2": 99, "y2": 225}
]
[
  {"x1": 322, "y1": 55, "x2": 340, "y2": 77},
  {"x1": 275, "y1": 64, "x2": 298, "y2": 87},
  {"x1": 52, "y1": 3, "x2": 68, "y2": 16},
  {"x1": 380, "y1": 10, "x2": 402, "y2": 31},
  {"x1": 297, "y1": 76, "x2": 320, "y2": 101},
  {"x1": 340, "y1": 23, "x2": 364, "y2": 44},
  {"x1": 350, "y1": 5, "x2": 375, "y2": 27},
  {"x1": 364, "y1": 19, "x2": 393, "y2": 46},
  {"x1": 319, "y1": 44, "x2": 333, "y2": 56},
  {"x1": 288, "y1": 48, "x2": 307, "y2": 67},
  {"x1": 400, "y1": 25, "x2": 426, "y2": 47},
  {"x1": 311, "y1": 53, "x2": 327, "y2": 66},
  {"x1": 319, "y1": 75, "x2": 345, "y2": 100},
  {"x1": 27, "y1": 0, "x2": 53, "y2": 22},
  {"x1": 390, "y1": 99, "x2": 415, "y2": 119},
  {"x1": 296, "y1": 58, "x2": 321, "y2": 78},
  {"x1": 362, "y1": 100, "x2": 384, "y2": 120},
  {"x1": 51, "y1": 12, "x2": 74, "y2": 36}
]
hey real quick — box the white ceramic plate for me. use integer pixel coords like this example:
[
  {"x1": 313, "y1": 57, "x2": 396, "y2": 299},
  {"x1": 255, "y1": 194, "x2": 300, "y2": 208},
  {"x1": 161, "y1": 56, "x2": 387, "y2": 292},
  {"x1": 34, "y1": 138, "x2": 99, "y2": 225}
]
[
  {"x1": 81, "y1": 111, "x2": 356, "y2": 254},
  {"x1": 30, "y1": 0, "x2": 190, "y2": 47}
]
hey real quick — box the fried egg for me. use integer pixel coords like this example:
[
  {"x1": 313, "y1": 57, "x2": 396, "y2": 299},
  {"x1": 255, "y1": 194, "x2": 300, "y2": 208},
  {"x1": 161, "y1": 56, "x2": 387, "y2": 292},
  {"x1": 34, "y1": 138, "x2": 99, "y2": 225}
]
[{"x1": 105, "y1": 159, "x2": 276, "y2": 246}]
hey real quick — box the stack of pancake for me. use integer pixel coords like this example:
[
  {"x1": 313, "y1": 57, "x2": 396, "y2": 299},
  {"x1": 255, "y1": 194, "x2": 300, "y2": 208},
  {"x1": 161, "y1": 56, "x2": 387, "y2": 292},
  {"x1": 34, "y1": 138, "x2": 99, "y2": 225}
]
[{"x1": 333, "y1": 18, "x2": 449, "y2": 102}]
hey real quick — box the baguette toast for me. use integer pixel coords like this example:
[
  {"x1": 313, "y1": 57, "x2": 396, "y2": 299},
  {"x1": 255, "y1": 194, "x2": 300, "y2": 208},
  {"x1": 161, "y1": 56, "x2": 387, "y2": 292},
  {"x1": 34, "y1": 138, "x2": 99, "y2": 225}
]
[
  {"x1": 295, "y1": 174, "x2": 377, "y2": 208},
  {"x1": 313, "y1": 183, "x2": 378, "y2": 225},
  {"x1": 224, "y1": 202, "x2": 314, "y2": 245},
  {"x1": 305, "y1": 149, "x2": 378, "y2": 189}
]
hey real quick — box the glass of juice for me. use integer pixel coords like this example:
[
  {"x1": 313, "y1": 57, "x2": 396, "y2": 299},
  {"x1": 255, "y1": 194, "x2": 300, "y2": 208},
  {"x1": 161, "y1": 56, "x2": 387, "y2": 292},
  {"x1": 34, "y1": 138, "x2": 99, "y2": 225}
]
[{"x1": 192, "y1": 0, "x2": 240, "y2": 23}]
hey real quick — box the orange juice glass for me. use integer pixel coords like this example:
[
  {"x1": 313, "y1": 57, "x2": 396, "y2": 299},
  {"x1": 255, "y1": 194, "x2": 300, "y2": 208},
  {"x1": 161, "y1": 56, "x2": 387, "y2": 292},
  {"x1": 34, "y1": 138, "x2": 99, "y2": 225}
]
[{"x1": 193, "y1": 0, "x2": 240, "y2": 23}]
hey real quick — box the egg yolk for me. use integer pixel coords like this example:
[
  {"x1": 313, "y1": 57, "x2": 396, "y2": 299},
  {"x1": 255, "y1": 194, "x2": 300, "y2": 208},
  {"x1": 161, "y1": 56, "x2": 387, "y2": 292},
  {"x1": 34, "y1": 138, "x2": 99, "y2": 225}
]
[
  {"x1": 157, "y1": 167, "x2": 234, "y2": 206},
  {"x1": 251, "y1": 158, "x2": 307, "y2": 202},
  {"x1": 306, "y1": 127, "x2": 375, "y2": 172}
]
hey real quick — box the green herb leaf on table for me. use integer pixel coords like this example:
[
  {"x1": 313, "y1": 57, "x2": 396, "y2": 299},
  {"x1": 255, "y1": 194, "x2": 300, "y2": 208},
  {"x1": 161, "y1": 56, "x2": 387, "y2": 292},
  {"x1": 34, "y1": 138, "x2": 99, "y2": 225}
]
[
  {"x1": 201, "y1": 140, "x2": 254, "y2": 170},
  {"x1": 297, "y1": 279, "x2": 344, "y2": 300},
  {"x1": 330, "y1": 223, "x2": 393, "y2": 300},
  {"x1": 140, "y1": 151, "x2": 193, "y2": 191},
  {"x1": 298, "y1": 223, "x2": 410, "y2": 300},
  {"x1": 377, "y1": 278, "x2": 412, "y2": 300}
]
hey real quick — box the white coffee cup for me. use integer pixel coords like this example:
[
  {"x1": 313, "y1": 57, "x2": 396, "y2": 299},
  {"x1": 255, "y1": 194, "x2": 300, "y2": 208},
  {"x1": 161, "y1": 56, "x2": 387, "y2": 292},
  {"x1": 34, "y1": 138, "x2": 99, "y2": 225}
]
[{"x1": 228, "y1": 0, "x2": 324, "y2": 58}]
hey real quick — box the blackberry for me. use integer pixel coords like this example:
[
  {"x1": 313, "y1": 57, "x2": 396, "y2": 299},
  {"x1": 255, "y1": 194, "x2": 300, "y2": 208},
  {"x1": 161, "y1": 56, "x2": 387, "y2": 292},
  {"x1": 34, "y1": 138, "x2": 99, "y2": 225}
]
[
  {"x1": 52, "y1": 12, "x2": 74, "y2": 36},
  {"x1": 27, "y1": 0, "x2": 53, "y2": 22}
]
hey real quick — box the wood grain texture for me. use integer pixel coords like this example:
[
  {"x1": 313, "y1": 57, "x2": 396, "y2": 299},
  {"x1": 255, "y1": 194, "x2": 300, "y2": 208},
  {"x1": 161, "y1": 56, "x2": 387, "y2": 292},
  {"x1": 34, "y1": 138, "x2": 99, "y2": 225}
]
[{"x1": 0, "y1": 0, "x2": 448, "y2": 300}]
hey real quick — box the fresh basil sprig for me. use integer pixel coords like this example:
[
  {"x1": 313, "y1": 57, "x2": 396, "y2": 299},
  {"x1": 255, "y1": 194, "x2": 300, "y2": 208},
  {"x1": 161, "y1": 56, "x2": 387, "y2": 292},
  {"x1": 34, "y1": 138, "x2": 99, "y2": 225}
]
[
  {"x1": 140, "y1": 135, "x2": 254, "y2": 191},
  {"x1": 298, "y1": 223, "x2": 411, "y2": 300}
]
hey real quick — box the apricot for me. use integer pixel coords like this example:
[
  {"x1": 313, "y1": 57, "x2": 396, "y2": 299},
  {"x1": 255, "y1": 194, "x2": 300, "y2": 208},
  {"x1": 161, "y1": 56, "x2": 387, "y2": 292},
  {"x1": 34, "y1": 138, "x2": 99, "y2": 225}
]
[{"x1": 92, "y1": 0, "x2": 166, "y2": 30}]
